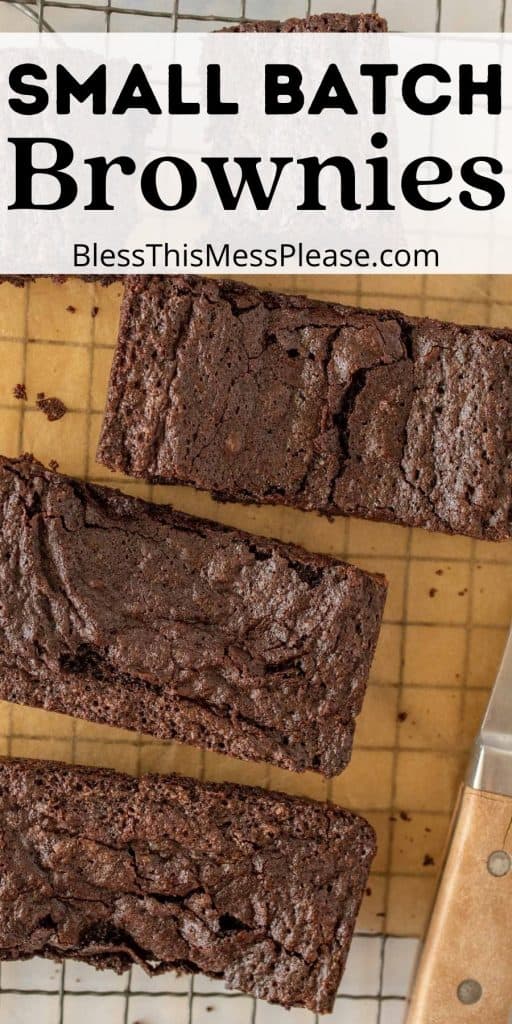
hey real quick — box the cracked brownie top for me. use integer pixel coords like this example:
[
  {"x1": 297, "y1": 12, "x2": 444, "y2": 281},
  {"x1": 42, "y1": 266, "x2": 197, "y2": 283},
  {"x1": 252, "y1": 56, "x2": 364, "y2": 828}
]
[
  {"x1": 0, "y1": 756, "x2": 376, "y2": 1012},
  {"x1": 98, "y1": 275, "x2": 511, "y2": 540},
  {"x1": 0, "y1": 455, "x2": 386, "y2": 776}
]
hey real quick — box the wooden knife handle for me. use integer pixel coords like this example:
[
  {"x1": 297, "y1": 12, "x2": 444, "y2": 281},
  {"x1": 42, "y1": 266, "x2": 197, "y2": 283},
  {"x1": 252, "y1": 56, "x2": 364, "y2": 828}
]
[{"x1": 407, "y1": 785, "x2": 512, "y2": 1024}]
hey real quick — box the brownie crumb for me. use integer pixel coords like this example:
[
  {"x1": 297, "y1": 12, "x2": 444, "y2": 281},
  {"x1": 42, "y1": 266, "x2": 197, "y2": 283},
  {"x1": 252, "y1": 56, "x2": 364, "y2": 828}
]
[
  {"x1": 435, "y1": 569, "x2": 444, "y2": 576},
  {"x1": 376, "y1": 912, "x2": 386, "y2": 918},
  {"x1": 399, "y1": 810, "x2": 412, "y2": 822},
  {"x1": 428, "y1": 587, "x2": 437, "y2": 598},
  {"x1": 365, "y1": 886, "x2": 372, "y2": 897},
  {"x1": 91, "y1": 305, "x2": 99, "y2": 318},
  {"x1": 48, "y1": 459, "x2": 59, "y2": 472},
  {"x1": 66, "y1": 304, "x2": 76, "y2": 314},
  {"x1": 13, "y1": 383, "x2": 27, "y2": 401},
  {"x1": 423, "y1": 854, "x2": 435, "y2": 867},
  {"x1": 425, "y1": 827, "x2": 432, "y2": 833},
  {"x1": 36, "y1": 393, "x2": 67, "y2": 422},
  {"x1": 397, "y1": 711, "x2": 408, "y2": 722},
  {"x1": 458, "y1": 588, "x2": 468, "y2": 596}
]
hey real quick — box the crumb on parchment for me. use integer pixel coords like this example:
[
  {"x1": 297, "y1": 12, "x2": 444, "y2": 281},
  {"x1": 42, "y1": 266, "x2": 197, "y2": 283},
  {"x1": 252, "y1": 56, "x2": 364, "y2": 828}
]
[{"x1": 36, "y1": 393, "x2": 67, "y2": 422}]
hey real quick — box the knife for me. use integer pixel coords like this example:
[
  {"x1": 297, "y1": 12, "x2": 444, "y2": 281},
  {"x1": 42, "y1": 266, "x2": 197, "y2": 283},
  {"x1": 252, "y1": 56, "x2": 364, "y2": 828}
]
[{"x1": 407, "y1": 627, "x2": 512, "y2": 1024}]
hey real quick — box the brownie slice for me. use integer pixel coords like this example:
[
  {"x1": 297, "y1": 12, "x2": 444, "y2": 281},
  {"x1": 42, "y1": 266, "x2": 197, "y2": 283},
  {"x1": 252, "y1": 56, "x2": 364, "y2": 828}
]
[
  {"x1": 225, "y1": 11, "x2": 387, "y2": 32},
  {"x1": 0, "y1": 455, "x2": 386, "y2": 776},
  {"x1": 97, "y1": 275, "x2": 512, "y2": 541},
  {"x1": 0, "y1": 275, "x2": 116, "y2": 287},
  {"x1": 0, "y1": 756, "x2": 376, "y2": 1012}
]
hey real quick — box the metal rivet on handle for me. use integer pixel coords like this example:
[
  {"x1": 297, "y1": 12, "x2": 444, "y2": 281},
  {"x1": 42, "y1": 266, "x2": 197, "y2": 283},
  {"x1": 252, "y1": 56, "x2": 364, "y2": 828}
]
[
  {"x1": 487, "y1": 850, "x2": 511, "y2": 877},
  {"x1": 457, "y1": 980, "x2": 482, "y2": 1005}
]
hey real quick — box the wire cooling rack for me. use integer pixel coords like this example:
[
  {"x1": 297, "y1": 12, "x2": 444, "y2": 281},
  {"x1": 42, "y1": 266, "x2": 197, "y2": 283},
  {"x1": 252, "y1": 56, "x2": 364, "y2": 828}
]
[
  {"x1": 1, "y1": 0, "x2": 511, "y2": 34},
  {"x1": 0, "y1": 3, "x2": 511, "y2": 1024}
]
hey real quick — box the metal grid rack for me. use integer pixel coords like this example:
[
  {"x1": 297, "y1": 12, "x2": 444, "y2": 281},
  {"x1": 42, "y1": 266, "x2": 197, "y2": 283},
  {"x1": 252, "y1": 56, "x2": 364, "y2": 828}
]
[
  {"x1": 2, "y1": 0, "x2": 512, "y2": 34},
  {"x1": 0, "y1": 2, "x2": 511, "y2": 1023}
]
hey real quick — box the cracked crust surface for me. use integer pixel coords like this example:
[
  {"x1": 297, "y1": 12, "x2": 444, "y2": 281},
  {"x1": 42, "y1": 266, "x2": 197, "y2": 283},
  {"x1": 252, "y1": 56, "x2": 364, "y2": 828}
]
[
  {"x1": 97, "y1": 276, "x2": 512, "y2": 541},
  {"x1": 0, "y1": 756, "x2": 376, "y2": 1012},
  {"x1": 0, "y1": 456, "x2": 386, "y2": 776}
]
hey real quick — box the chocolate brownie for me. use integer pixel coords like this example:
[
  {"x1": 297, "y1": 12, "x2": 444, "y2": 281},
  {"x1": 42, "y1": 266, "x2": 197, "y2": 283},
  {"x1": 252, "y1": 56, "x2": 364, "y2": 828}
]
[
  {"x1": 98, "y1": 276, "x2": 512, "y2": 541},
  {"x1": 0, "y1": 455, "x2": 386, "y2": 776},
  {"x1": 0, "y1": 15, "x2": 387, "y2": 286},
  {"x1": 0, "y1": 756, "x2": 376, "y2": 1012},
  {"x1": 225, "y1": 11, "x2": 387, "y2": 32}
]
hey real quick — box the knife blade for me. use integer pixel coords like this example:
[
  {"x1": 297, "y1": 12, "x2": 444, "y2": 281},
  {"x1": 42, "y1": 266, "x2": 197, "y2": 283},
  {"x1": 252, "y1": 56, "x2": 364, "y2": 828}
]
[
  {"x1": 407, "y1": 628, "x2": 512, "y2": 1024},
  {"x1": 469, "y1": 627, "x2": 512, "y2": 797}
]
